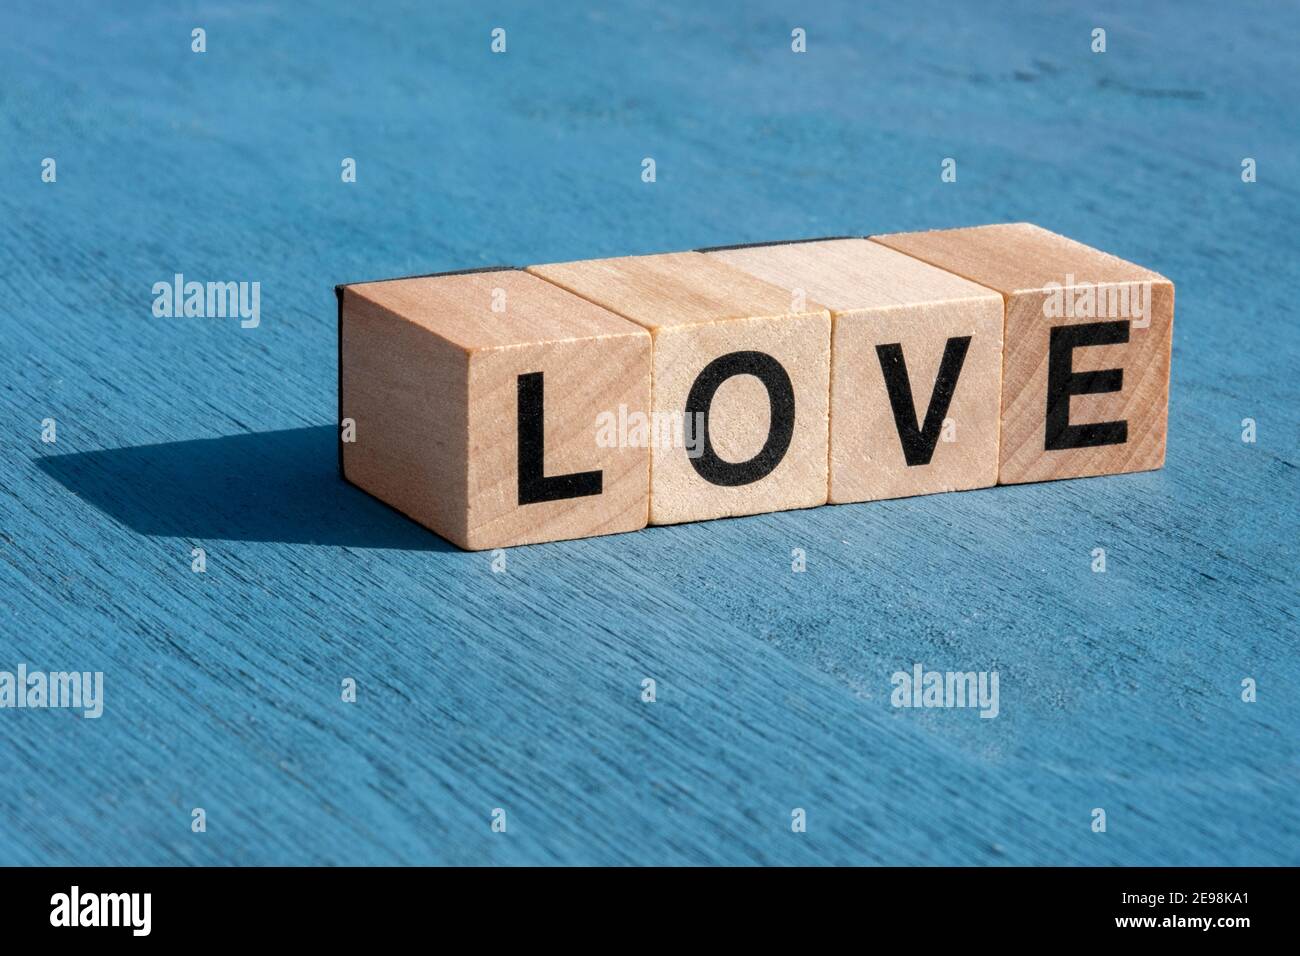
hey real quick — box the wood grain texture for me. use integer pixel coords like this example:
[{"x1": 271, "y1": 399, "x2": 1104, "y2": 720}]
[
  {"x1": 529, "y1": 252, "x2": 831, "y2": 524},
  {"x1": 708, "y1": 239, "x2": 1004, "y2": 502},
  {"x1": 2, "y1": 1, "x2": 1297, "y2": 866},
  {"x1": 872, "y1": 224, "x2": 1173, "y2": 484},
  {"x1": 342, "y1": 270, "x2": 651, "y2": 549}
]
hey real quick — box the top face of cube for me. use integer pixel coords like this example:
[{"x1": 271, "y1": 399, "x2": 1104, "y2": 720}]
[
  {"x1": 707, "y1": 238, "x2": 1002, "y2": 315},
  {"x1": 528, "y1": 251, "x2": 828, "y2": 331},
  {"x1": 343, "y1": 268, "x2": 647, "y2": 351},
  {"x1": 872, "y1": 223, "x2": 1169, "y2": 295}
]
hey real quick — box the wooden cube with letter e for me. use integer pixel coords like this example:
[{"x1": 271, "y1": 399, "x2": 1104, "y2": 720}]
[
  {"x1": 337, "y1": 268, "x2": 651, "y2": 550},
  {"x1": 872, "y1": 223, "x2": 1173, "y2": 484}
]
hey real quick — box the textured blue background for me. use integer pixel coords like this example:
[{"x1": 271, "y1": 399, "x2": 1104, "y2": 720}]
[{"x1": 1, "y1": 1, "x2": 1296, "y2": 865}]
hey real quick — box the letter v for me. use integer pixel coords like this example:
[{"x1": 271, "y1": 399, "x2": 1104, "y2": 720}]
[{"x1": 874, "y1": 336, "x2": 972, "y2": 467}]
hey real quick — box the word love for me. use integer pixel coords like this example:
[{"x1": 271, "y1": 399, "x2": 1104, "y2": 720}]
[{"x1": 336, "y1": 224, "x2": 1173, "y2": 549}]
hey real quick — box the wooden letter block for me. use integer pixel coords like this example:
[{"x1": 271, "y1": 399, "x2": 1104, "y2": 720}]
[
  {"x1": 708, "y1": 239, "x2": 1004, "y2": 503},
  {"x1": 872, "y1": 224, "x2": 1173, "y2": 484},
  {"x1": 527, "y1": 252, "x2": 830, "y2": 525},
  {"x1": 338, "y1": 268, "x2": 651, "y2": 549}
]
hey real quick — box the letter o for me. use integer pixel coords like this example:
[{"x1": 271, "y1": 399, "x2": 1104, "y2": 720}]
[{"x1": 685, "y1": 350, "x2": 795, "y2": 486}]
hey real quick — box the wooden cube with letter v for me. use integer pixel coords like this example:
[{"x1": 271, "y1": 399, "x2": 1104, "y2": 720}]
[
  {"x1": 337, "y1": 268, "x2": 651, "y2": 550},
  {"x1": 872, "y1": 224, "x2": 1173, "y2": 484},
  {"x1": 707, "y1": 238, "x2": 1004, "y2": 502},
  {"x1": 528, "y1": 252, "x2": 831, "y2": 525}
]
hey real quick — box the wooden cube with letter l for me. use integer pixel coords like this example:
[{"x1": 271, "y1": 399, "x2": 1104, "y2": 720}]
[
  {"x1": 528, "y1": 252, "x2": 831, "y2": 525},
  {"x1": 706, "y1": 238, "x2": 1004, "y2": 503},
  {"x1": 871, "y1": 223, "x2": 1173, "y2": 484},
  {"x1": 337, "y1": 268, "x2": 651, "y2": 550}
]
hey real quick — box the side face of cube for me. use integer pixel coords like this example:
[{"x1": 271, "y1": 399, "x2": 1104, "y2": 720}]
[
  {"x1": 340, "y1": 269, "x2": 652, "y2": 550},
  {"x1": 340, "y1": 284, "x2": 472, "y2": 545}
]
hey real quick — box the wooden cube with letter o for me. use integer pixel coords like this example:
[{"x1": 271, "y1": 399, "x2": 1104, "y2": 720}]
[{"x1": 528, "y1": 251, "x2": 831, "y2": 525}]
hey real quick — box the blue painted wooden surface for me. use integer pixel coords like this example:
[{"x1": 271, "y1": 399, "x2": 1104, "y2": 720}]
[{"x1": 1, "y1": 0, "x2": 1296, "y2": 865}]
